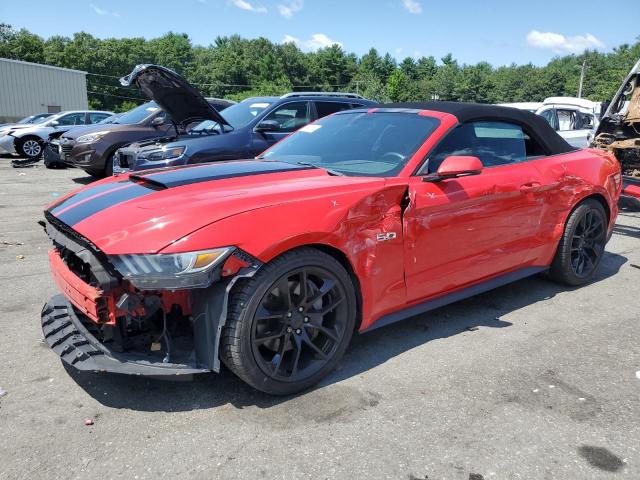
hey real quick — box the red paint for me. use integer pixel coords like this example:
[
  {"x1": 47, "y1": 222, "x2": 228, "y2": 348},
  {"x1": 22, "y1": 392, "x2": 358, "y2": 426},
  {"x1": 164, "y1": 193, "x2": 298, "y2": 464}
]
[{"x1": 47, "y1": 111, "x2": 621, "y2": 332}]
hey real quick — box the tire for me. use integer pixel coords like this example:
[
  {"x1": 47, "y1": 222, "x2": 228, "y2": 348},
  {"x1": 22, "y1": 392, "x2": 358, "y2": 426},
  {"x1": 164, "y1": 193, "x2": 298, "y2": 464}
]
[
  {"x1": 220, "y1": 248, "x2": 357, "y2": 395},
  {"x1": 17, "y1": 136, "x2": 43, "y2": 159},
  {"x1": 104, "y1": 152, "x2": 114, "y2": 177},
  {"x1": 549, "y1": 199, "x2": 607, "y2": 286}
]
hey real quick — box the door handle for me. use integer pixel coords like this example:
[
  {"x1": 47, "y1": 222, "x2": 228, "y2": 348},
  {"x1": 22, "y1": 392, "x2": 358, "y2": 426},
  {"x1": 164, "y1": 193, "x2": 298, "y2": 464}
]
[{"x1": 520, "y1": 182, "x2": 542, "y2": 192}]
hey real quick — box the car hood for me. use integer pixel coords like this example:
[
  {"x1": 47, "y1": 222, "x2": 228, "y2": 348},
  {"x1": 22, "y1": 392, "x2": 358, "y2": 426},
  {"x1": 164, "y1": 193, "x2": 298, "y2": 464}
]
[
  {"x1": 45, "y1": 160, "x2": 384, "y2": 255},
  {"x1": 62, "y1": 123, "x2": 143, "y2": 140},
  {"x1": 120, "y1": 64, "x2": 230, "y2": 129}
]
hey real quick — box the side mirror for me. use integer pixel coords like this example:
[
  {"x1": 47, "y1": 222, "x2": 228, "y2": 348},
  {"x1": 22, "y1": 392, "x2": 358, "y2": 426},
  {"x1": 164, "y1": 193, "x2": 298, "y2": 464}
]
[
  {"x1": 255, "y1": 120, "x2": 281, "y2": 133},
  {"x1": 423, "y1": 156, "x2": 483, "y2": 182},
  {"x1": 151, "y1": 116, "x2": 165, "y2": 127},
  {"x1": 50, "y1": 120, "x2": 59, "y2": 126}
]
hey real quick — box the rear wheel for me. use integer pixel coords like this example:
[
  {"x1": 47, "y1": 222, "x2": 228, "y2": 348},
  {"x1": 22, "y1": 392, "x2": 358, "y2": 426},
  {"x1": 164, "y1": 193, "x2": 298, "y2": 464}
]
[
  {"x1": 549, "y1": 199, "x2": 607, "y2": 286},
  {"x1": 17, "y1": 136, "x2": 42, "y2": 158},
  {"x1": 220, "y1": 248, "x2": 356, "y2": 395}
]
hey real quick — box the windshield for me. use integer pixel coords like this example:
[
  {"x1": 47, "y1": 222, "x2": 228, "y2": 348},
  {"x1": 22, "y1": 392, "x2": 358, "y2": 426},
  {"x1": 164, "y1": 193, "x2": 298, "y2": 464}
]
[
  {"x1": 260, "y1": 111, "x2": 440, "y2": 177},
  {"x1": 114, "y1": 101, "x2": 161, "y2": 124},
  {"x1": 18, "y1": 114, "x2": 51, "y2": 125},
  {"x1": 218, "y1": 100, "x2": 273, "y2": 129}
]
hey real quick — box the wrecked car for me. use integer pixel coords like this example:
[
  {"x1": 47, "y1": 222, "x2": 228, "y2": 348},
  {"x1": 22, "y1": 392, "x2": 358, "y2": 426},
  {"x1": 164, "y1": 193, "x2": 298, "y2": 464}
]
[
  {"x1": 0, "y1": 110, "x2": 113, "y2": 158},
  {"x1": 41, "y1": 102, "x2": 620, "y2": 394},
  {"x1": 113, "y1": 64, "x2": 374, "y2": 174},
  {"x1": 592, "y1": 59, "x2": 640, "y2": 209}
]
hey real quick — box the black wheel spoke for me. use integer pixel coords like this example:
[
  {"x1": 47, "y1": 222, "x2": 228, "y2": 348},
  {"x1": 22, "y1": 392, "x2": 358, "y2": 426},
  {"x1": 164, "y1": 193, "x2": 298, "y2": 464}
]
[
  {"x1": 305, "y1": 278, "x2": 336, "y2": 306},
  {"x1": 255, "y1": 329, "x2": 286, "y2": 345},
  {"x1": 255, "y1": 305, "x2": 283, "y2": 322},
  {"x1": 276, "y1": 276, "x2": 292, "y2": 310},
  {"x1": 307, "y1": 323, "x2": 339, "y2": 342},
  {"x1": 301, "y1": 331, "x2": 328, "y2": 360},
  {"x1": 269, "y1": 332, "x2": 290, "y2": 375},
  {"x1": 290, "y1": 334, "x2": 303, "y2": 376},
  {"x1": 297, "y1": 270, "x2": 308, "y2": 305}
]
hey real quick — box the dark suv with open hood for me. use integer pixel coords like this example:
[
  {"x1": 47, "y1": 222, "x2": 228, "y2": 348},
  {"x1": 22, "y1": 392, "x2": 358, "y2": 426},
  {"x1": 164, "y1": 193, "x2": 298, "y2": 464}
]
[
  {"x1": 112, "y1": 65, "x2": 375, "y2": 174},
  {"x1": 59, "y1": 97, "x2": 234, "y2": 177}
]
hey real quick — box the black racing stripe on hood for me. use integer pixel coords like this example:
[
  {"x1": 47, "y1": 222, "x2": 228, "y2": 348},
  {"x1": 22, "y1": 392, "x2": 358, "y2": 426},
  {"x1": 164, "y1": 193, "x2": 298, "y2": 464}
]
[
  {"x1": 49, "y1": 181, "x2": 129, "y2": 214},
  {"x1": 131, "y1": 161, "x2": 316, "y2": 188},
  {"x1": 51, "y1": 183, "x2": 156, "y2": 226}
]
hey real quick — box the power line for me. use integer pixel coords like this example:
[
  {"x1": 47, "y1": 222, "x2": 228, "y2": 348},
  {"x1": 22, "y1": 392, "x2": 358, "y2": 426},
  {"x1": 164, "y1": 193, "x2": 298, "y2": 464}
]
[
  {"x1": 87, "y1": 91, "x2": 146, "y2": 102},
  {"x1": 85, "y1": 71, "x2": 350, "y2": 89}
]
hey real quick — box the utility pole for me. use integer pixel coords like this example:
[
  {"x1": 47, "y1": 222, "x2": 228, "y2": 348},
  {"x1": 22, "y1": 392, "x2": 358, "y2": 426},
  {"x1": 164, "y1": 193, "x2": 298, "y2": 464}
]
[{"x1": 577, "y1": 60, "x2": 587, "y2": 98}]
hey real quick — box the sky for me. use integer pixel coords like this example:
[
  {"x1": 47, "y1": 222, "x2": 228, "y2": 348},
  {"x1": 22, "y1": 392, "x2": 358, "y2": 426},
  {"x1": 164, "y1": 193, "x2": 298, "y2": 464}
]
[{"x1": 1, "y1": 0, "x2": 639, "y2": 66}]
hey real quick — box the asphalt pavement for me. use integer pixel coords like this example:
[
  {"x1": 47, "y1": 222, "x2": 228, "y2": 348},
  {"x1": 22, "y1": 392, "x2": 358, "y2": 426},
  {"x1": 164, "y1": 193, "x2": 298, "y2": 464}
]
[{"x1": 0, "y1": 158, "x2": 639, "y2": 480}]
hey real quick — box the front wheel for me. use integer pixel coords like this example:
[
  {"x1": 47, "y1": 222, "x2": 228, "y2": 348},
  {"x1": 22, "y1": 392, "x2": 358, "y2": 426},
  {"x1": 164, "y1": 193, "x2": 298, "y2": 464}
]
[
  {"x1": 549, "y1": 199, "x2": 607, "y2": 286},
  {"x1": 220, "y1": 248, "x2": 357, "y2": 395},
  {"x1": 17, "y1": 137, "x2": 43, "y2": 158}
]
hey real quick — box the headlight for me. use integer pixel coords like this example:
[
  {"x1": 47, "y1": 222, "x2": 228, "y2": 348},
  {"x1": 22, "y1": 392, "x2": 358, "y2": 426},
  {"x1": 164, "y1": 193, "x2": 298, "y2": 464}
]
[
  {"x1": 139, "y1": 146, "x2": 186, "y2": 162},
  {"x1": 76, "y1": 131, "x2": 110, "y2": 144},
  {"x1": 109, "y1": 247, "x2": 234, "y2": 290}
]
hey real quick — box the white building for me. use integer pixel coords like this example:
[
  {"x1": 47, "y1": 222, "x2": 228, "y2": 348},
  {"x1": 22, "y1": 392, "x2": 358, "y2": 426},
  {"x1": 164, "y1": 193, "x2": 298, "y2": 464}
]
[{"x1": 0, "y1": 58, "x2": 88, "y2": 123}]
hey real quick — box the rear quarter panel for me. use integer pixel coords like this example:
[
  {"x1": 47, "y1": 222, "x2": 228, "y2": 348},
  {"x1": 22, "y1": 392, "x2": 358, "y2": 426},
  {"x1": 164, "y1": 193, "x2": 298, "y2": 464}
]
[{"x1": 527, "y1": 148, "x2": 620, "y2": 265}]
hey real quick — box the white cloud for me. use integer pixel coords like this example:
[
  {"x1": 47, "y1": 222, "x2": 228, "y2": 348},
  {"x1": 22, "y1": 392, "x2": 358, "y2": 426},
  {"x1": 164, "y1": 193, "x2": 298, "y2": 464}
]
[
  {"x1": 402, "y1": 0, "x2": 422, "y2": 14},
  {"x1": 90, "y1": 4, "x2": 120, "y2": 17},
  {"x1": 526, "y1": 30, "x2": 605, "y2": 53},
  {"x1": 231, "y1": 0, "x2": 267, "y2": 13},
  {"x1": 278, "y1": 0, "x2": 303, "y2": 19},
  {"x1": 282, "y1": 33, "x2": 342, "y2": 50},
  {"x1": 90, "y1": 4, "x2": 108, "y2": 15}
]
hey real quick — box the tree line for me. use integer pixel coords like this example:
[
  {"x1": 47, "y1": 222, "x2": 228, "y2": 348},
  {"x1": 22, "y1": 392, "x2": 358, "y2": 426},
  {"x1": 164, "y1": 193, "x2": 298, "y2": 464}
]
[{"x1": 1, "y1": 24, "x2": 638, "y2": 112}]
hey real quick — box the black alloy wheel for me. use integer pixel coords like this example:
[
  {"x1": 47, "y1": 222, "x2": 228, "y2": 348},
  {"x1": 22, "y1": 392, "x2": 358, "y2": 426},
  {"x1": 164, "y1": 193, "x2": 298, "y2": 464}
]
[
  {"x1": 220, "y1": 248, "x2": 356, "y2": 395},
  {"x1": 569, "y1": 207, "x2": 606, "y2": 278},
  {"x1": 550, "y1": 199, "x2": 607, "y2": 285},
  {"x1": 250, "y1": 267, "x2": 348, "y2": 382}
]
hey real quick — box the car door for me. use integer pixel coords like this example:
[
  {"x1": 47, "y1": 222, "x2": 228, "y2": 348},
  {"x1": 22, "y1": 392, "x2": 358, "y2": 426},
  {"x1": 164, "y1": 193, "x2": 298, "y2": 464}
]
[
  {"x1": 403, "y1": 121, "x2": 545, "y2": 303},
  {"x1": 251, "y1": 101, "x2": 311, "y2": 155}
]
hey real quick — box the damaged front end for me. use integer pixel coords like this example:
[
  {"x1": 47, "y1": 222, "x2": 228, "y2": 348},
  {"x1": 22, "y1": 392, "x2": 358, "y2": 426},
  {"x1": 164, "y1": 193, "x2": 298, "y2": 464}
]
[
  {"x1": 592, "y1": 59, "x2": 640, "y2": 207},
  {"x1": 40, "y1": 213, "x2": 261, "y2": 377}
]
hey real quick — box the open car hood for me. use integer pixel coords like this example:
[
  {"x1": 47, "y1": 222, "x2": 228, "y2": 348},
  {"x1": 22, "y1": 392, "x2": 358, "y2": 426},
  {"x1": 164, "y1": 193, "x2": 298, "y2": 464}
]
[{"x1": 120, "y1": 64, "x2": 230, "y2": 129}]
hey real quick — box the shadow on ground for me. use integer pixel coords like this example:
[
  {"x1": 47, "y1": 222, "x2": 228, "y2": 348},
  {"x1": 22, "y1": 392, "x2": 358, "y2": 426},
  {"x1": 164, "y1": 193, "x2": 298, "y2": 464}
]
[{"x1": 65, "y1": 251, "x2": 627, "y2": 413}]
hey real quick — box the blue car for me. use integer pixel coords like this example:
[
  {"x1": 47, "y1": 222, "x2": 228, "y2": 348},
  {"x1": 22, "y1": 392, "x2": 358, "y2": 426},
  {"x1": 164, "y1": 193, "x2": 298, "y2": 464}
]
[{"x1": 113, "y1": 65, "x2": 375, "y2": 173}]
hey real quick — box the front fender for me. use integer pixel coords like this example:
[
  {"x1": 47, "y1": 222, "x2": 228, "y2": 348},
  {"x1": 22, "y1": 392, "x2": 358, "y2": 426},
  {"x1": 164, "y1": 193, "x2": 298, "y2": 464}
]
[{"x1": 161, "y1": 182, "x2": 409, "y2": 330}]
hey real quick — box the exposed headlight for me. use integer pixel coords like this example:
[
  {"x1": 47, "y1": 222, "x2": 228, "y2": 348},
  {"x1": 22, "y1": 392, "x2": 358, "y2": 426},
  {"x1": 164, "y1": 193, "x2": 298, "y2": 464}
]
[
  {"x1": 109, "y1": 247, "x2": 234, "y2": 290},
  {"x1": 139, "y1": 146, "x2": 186, "y2": 162},
  {"x1": 76, "y1": 131, "x2": 110, "y2": 144}
]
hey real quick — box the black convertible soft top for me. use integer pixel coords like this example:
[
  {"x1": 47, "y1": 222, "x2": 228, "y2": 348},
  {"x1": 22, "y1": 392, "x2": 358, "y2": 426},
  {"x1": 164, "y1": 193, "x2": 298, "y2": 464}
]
[{"x1": 379, "y1": 101, "x2": 575, "y2": 155}]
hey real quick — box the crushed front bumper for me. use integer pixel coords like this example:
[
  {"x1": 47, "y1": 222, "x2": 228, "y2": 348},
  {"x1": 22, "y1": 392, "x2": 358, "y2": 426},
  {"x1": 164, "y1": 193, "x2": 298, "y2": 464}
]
[{"x1": 41, "y1": 294, "x2": 210, "y2": 376}]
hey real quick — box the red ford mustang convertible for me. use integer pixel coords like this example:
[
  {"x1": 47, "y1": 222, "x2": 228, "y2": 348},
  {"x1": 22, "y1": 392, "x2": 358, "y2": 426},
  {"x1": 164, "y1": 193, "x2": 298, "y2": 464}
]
[{"x1": 41, "y1": 102, "x2": 621, "y2": 394}]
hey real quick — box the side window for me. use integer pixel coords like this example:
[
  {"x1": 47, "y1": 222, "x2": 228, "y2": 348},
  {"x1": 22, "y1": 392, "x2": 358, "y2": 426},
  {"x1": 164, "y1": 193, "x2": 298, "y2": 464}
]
[
  {"x1": 88, "y1": 112, "x2": 110, "y2": 124},
  {"x1": 557, "y1": 109, "x2": 579, "y2": 131},
  {"x1": 580, "y1": 112, "x2": 595, "y2": 130},
  {"x1": 314, "y1": 101, "x2": 350, "y2": 119},
  {"x1": 426, "y1": 121, "x2": 543, "y2": 173},
  {"x1": 539, "y1": 109, "x2": 558, "y2": 130},
  {"x1": 263, "y1": 102, "x2": 310, "y2": 133},
  {"x1": 55, "y1": 113, "x2": 86, "y2": 126}
]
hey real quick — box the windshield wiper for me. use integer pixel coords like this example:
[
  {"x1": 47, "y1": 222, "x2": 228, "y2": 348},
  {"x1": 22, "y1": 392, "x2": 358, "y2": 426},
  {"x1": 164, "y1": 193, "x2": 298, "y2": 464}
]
[{"x1": 291, "y1": 160, "x2": 344, "y2": 176}]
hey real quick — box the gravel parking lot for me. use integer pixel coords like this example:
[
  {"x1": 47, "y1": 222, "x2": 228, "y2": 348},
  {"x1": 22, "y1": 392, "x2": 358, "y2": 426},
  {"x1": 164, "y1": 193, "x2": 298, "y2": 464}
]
[{"x1": 0, "y1": 158, "x2": 639, "y2": 480}]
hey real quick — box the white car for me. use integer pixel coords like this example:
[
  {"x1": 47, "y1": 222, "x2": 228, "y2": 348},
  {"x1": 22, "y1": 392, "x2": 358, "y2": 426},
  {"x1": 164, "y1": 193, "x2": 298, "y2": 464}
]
[
  {"x1": 0, "y1": 110, "x2": 113, "y2": 158},
  {"x1": 536, "y1": 97, "x2": 600, "y2": 149},
  {"x1": 501, "y1": 98, "x2": 600, "y2": 149}
]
